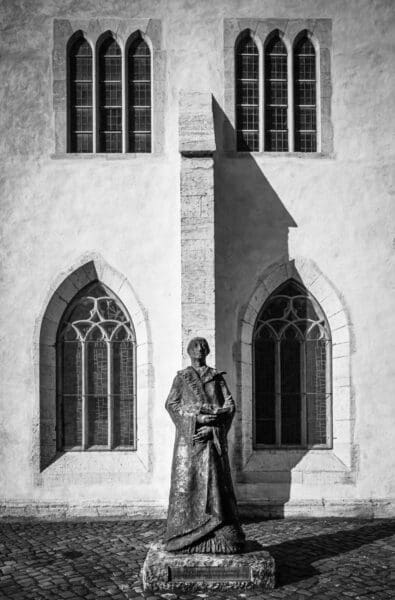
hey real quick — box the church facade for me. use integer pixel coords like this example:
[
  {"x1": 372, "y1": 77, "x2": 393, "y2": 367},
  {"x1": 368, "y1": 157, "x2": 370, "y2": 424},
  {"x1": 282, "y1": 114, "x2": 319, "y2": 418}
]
[{"x1": 0, "y1": 0, "x2": 394, "y2": 518}]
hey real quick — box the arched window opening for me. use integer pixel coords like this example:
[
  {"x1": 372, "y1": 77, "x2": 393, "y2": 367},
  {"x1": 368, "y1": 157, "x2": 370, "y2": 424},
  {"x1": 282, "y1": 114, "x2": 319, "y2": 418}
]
[
  {"x1": 265, "y1": 33, "x2": 288, "y2": 151},
  {"x1": 128, "y1": 34, "x2": 152, "y2": 152},
  {"x1": 98, "y1": 36, "x2": 122, "y2": 152},
  {"x1": 235, "y1": 33, "x2": 259, "y2": 151},
  {"x1": 69, "y1": 36, "x2": 93, "y2": 152},
  {"x1": 254, "y1": 280, "x2": 331, "y2": 448},
  {"x1": 57, "y1": 282, "x2": 136, "y2": 450},
  {"x1": 294, "y1": 35, "x2": 317, "y2": 152}
]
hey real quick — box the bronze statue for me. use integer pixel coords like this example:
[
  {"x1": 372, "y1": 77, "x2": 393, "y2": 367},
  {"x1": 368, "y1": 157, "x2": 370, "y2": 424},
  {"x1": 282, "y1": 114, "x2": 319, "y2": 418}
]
[{"x1": 165, "y1": 337, "x2": 245, "y2": 554}]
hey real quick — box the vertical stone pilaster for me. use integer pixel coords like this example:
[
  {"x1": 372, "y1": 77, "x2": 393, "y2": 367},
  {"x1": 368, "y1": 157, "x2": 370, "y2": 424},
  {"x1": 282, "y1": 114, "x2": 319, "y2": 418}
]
[{"x1": 179, "y1": 92, "x2": 216, "y2": 365}]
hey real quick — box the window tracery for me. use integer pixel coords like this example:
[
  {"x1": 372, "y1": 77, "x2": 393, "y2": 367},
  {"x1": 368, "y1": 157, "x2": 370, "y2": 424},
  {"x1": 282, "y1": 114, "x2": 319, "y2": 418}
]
[
  {"x1": 57, "y1": 283, "x2": 136, "y2": 450},
  {"x1": 253, "y1": 280, "x2": 332, "y2": 448}
]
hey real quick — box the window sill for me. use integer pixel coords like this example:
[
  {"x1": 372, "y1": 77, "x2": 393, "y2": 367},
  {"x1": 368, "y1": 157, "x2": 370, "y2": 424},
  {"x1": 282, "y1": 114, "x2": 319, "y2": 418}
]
[
  {"x1": 37, "y1": 449, "x2": 151, "y2": 486},
  {"x1": 254, "y1": 444, "x2": 332, "y2": 450},
  {"x1": 62, "y1": 446, "x2": 136, "y2": 452},
  {"x1": 227, "y1": 151, "x2": 334, "y2": 159},
  {"x1": 50, "y1": 152, "x2": 163, "y2": 160}
]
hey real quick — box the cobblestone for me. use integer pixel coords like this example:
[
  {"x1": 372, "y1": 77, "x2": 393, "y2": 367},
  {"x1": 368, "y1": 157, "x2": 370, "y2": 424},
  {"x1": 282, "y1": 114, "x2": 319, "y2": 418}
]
[{"x1": 0, "y1": 519, "x2": 394, "y2": 599}]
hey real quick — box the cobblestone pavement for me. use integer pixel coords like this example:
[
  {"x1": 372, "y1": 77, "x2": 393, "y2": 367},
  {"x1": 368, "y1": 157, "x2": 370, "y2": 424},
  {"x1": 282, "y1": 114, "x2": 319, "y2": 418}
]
[{"x1": 0, "y1": 518, "x2": 394, "y2": 600}]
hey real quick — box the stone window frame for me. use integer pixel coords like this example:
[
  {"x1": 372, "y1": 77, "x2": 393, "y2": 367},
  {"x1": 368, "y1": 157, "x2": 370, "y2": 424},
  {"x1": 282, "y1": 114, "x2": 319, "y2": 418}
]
[
  {"x1": 33, "y1": 254, "x2": 154, "y2": 486},
  {"x1": 236, "y1": 258, "x2": 354, "y2": 479},
  {"x1": 224, "y1": 18, "x2": 333, "y2": 155},
  {"x1": 53, "y1": 18, "x2": 165, "y2": 156}
]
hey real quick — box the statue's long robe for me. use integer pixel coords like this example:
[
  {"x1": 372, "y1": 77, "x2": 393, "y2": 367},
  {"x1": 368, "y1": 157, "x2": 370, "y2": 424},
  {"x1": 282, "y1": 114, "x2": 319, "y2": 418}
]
[{"x1": 165, "y1": 366, "x2": 241, "y2": 551}]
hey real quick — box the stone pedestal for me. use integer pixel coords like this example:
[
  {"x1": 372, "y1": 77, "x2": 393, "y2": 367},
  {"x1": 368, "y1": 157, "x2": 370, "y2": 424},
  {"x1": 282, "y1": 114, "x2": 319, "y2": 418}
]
[{"x1": 141, "y1": 541, "x2": 275, "y2": 592}]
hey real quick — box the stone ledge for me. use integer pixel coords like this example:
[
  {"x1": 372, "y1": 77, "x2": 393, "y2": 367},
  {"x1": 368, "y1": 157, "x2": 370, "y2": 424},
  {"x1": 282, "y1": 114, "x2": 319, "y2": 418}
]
[{"x1": 141, "y1": 540, "x2": 275, "y2": 592}]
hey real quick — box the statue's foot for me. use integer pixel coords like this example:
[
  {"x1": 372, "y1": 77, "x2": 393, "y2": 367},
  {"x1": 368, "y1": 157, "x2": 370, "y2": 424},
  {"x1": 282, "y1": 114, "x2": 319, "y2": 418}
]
[{"x1": 183, "y1": 523, "x2": 245, "y2": 554}]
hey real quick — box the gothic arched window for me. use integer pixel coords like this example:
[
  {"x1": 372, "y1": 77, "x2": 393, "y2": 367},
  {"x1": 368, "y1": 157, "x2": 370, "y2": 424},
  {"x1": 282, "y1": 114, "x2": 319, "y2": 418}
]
[
  {"x1": 68, "y1": 35, "x2": 93, "y2": 153},
  {"x1": 294, "y1": 34, "x2": 317, "y2": 152},
  {"x1": 235, "y1": 32, "x2": 260, "y2": 151},
  {"x1": 128, "y1": 34, "x2": 152, "y2": 152},
  {"x1": 57, "y1": 283, "x2": 136, "y2": 450},
  {"x1": 265, "y1": 32, "x2": 288, "y2": 151},
  {"x1": 253, "y1": 280, "x2": 331, "y2": 448},
  {"x1": 98, "y1": 35, "x2": 122, "y2": 152}
]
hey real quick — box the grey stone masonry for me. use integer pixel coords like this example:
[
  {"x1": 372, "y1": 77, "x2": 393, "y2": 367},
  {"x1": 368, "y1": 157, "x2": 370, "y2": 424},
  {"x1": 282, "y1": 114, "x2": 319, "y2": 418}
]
[{"x1": 179, "y1": 92, "x2": 216, "y2": 365}]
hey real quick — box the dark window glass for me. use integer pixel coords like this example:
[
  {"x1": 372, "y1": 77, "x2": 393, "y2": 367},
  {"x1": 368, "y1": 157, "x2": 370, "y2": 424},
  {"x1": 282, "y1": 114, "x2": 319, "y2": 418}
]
[
  {"x1": 57, "y1": 283, "x2": 136, "y2": 450},
  {"x1": 253, "y1": 280, "x2": 331, "y2": 448},
  {"x1": 306, "y1": 334, "x2": 328, "y2": 445},
  {"x1": 113, "y1": 335, "x2": 135, "y2": 446},
  {"x1": 61, "y1": 341, "x2": 82, "y2": 447},
  {"x1": 281, "y1": 328, "x2": 301, "y2": 444},
  {"x1": 128, "y1": 36, "x2": 151, "y2": 152},
  {"x1": 98, "y1": 37, "x2": 122, "y2": 152},
  {"x1": 294, "y1": 36, "x2": 317, "y2": 152},
  {"x1": 265, "y1": 34, "x2": 288, "y2": 151},
  {"x1": 69, "y1": 37, "x2": 93, "y2": 152},
  {"x1": 254, "y1": 327, "x2": 276, "y2": 445},
  {"x1": 236, "y1": 34, "x2": 259, "y2": 151}
]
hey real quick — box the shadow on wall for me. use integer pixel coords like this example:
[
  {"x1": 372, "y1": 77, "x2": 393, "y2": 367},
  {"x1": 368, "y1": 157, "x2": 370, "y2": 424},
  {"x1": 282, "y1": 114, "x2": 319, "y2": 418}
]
[{"x1": 212, "y1": 97, "x2": 304, "y2": 515}]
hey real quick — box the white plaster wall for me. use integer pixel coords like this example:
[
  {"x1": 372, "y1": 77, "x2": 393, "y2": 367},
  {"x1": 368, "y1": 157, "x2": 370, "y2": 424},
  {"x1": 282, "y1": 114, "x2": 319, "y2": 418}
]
[{"x1": 0, "y1": 0, "x2": 394, "y2": 515}]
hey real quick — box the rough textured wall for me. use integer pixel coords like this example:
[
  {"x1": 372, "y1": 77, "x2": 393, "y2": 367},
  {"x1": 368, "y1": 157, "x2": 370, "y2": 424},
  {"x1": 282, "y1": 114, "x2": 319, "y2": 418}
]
[
  {"x1": 213, "y1": 1, "x2": 395, "y2": 510},
  {"x1": 0, "y1": 0, "x2": 394, "y2": 515}
]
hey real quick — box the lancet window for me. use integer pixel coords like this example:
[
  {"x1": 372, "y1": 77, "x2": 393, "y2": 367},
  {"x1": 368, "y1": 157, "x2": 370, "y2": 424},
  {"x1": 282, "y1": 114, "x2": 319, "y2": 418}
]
[
  {"x1": 235, "y1": 33, "x2": 260, "y2": 151},
  {"x1": 57, "y1": 283, "x2": 136, "y2": 450},
  {"x1": 128, "y1": 35, "x2": 152, "y2": 152},
  {"x1": 98, "y1": 36, "x2": 122, "y2": 152},
  {"x1": 294, "y1": 35, "x2": 317, "y2": 152},
  {"x1": 253, "y1": 280, "x2": 332, "y2": 448},
  {"x1": 67, "y1": 31, "x2": 152, "y2": 153},
  {"x1": 265, "y1": 33, "x2": 288, "y2": 151},
  {"x1": 234, "y1": 29, "x2": 320, "y2": 153},
  {"x1": 69, "y1": 36, "x2": 93, "y2": 153}
]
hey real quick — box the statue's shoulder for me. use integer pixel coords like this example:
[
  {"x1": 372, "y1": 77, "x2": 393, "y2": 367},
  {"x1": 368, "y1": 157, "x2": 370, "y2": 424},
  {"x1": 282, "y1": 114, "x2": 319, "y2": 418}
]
[
  {"x1": 209, "y1": 367, "x2": 227, "y2": 378},
  {"x1": 175, "y1": 366, "x2": 227, "y2": 383},
  {"x1": 176, "y1": 367, "x2": 195, "y2": 382},
  {"x1": 177, "y1": 367, "x2": 192, "y2": 376},
  {"x1": 203, "y1": 367, "x2": 227, "y2": 384}
]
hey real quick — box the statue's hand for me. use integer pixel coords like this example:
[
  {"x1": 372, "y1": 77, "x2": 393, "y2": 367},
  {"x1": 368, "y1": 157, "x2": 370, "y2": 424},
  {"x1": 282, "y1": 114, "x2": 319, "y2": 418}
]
[
  {"x1": 193, "y1": 426, "x2": 213, "y2": 443},
  {"x1": 196, "y1": 413, "x2": 217, "y2": 425}
]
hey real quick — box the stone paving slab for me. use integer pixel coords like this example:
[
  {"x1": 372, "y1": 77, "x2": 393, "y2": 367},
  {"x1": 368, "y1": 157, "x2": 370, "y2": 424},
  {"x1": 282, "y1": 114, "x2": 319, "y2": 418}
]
[{"x1": 0, "y1": 518, "x2": 394, "y2": 600}]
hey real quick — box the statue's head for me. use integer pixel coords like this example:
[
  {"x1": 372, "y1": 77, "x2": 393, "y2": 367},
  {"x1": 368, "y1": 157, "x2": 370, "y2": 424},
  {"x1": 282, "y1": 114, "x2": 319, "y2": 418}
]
[{"x1": 187, "y1": 337, "x2": 210, "y2": 360}]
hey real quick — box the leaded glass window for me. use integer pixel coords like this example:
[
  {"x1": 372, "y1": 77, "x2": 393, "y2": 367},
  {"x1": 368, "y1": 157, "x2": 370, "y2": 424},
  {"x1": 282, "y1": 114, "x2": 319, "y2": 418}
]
[
  {"x1": 57, "y1": 283, "x2": 136, "y2": 450},
  {"x1": 69, "y1": 37, "x2": 93, "y2": 153},
  {"x1": 128, "y1": 35, "x2": 151, "y2": 152},
  {"x1": 98, "y1": 36, "x2": 122, "y2": 153},
  {"x1": 254, "y1": 280, "x2": 331, "y2": 448},
  {"x1": 236, "y1": 34, "x2": 260, "y2": 151},
  {"x1": 294, "y1": 35, "x2": 317, "y2": 152},
  {"x1": 265, "y1": 34, "x2": 288, "y2": 151}
]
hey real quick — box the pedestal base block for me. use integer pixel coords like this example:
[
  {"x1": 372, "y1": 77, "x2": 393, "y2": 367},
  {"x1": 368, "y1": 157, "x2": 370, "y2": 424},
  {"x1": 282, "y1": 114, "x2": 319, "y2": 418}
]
[{"x1": 142, "y1": 541, "x2": 275, "y2": 592}]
